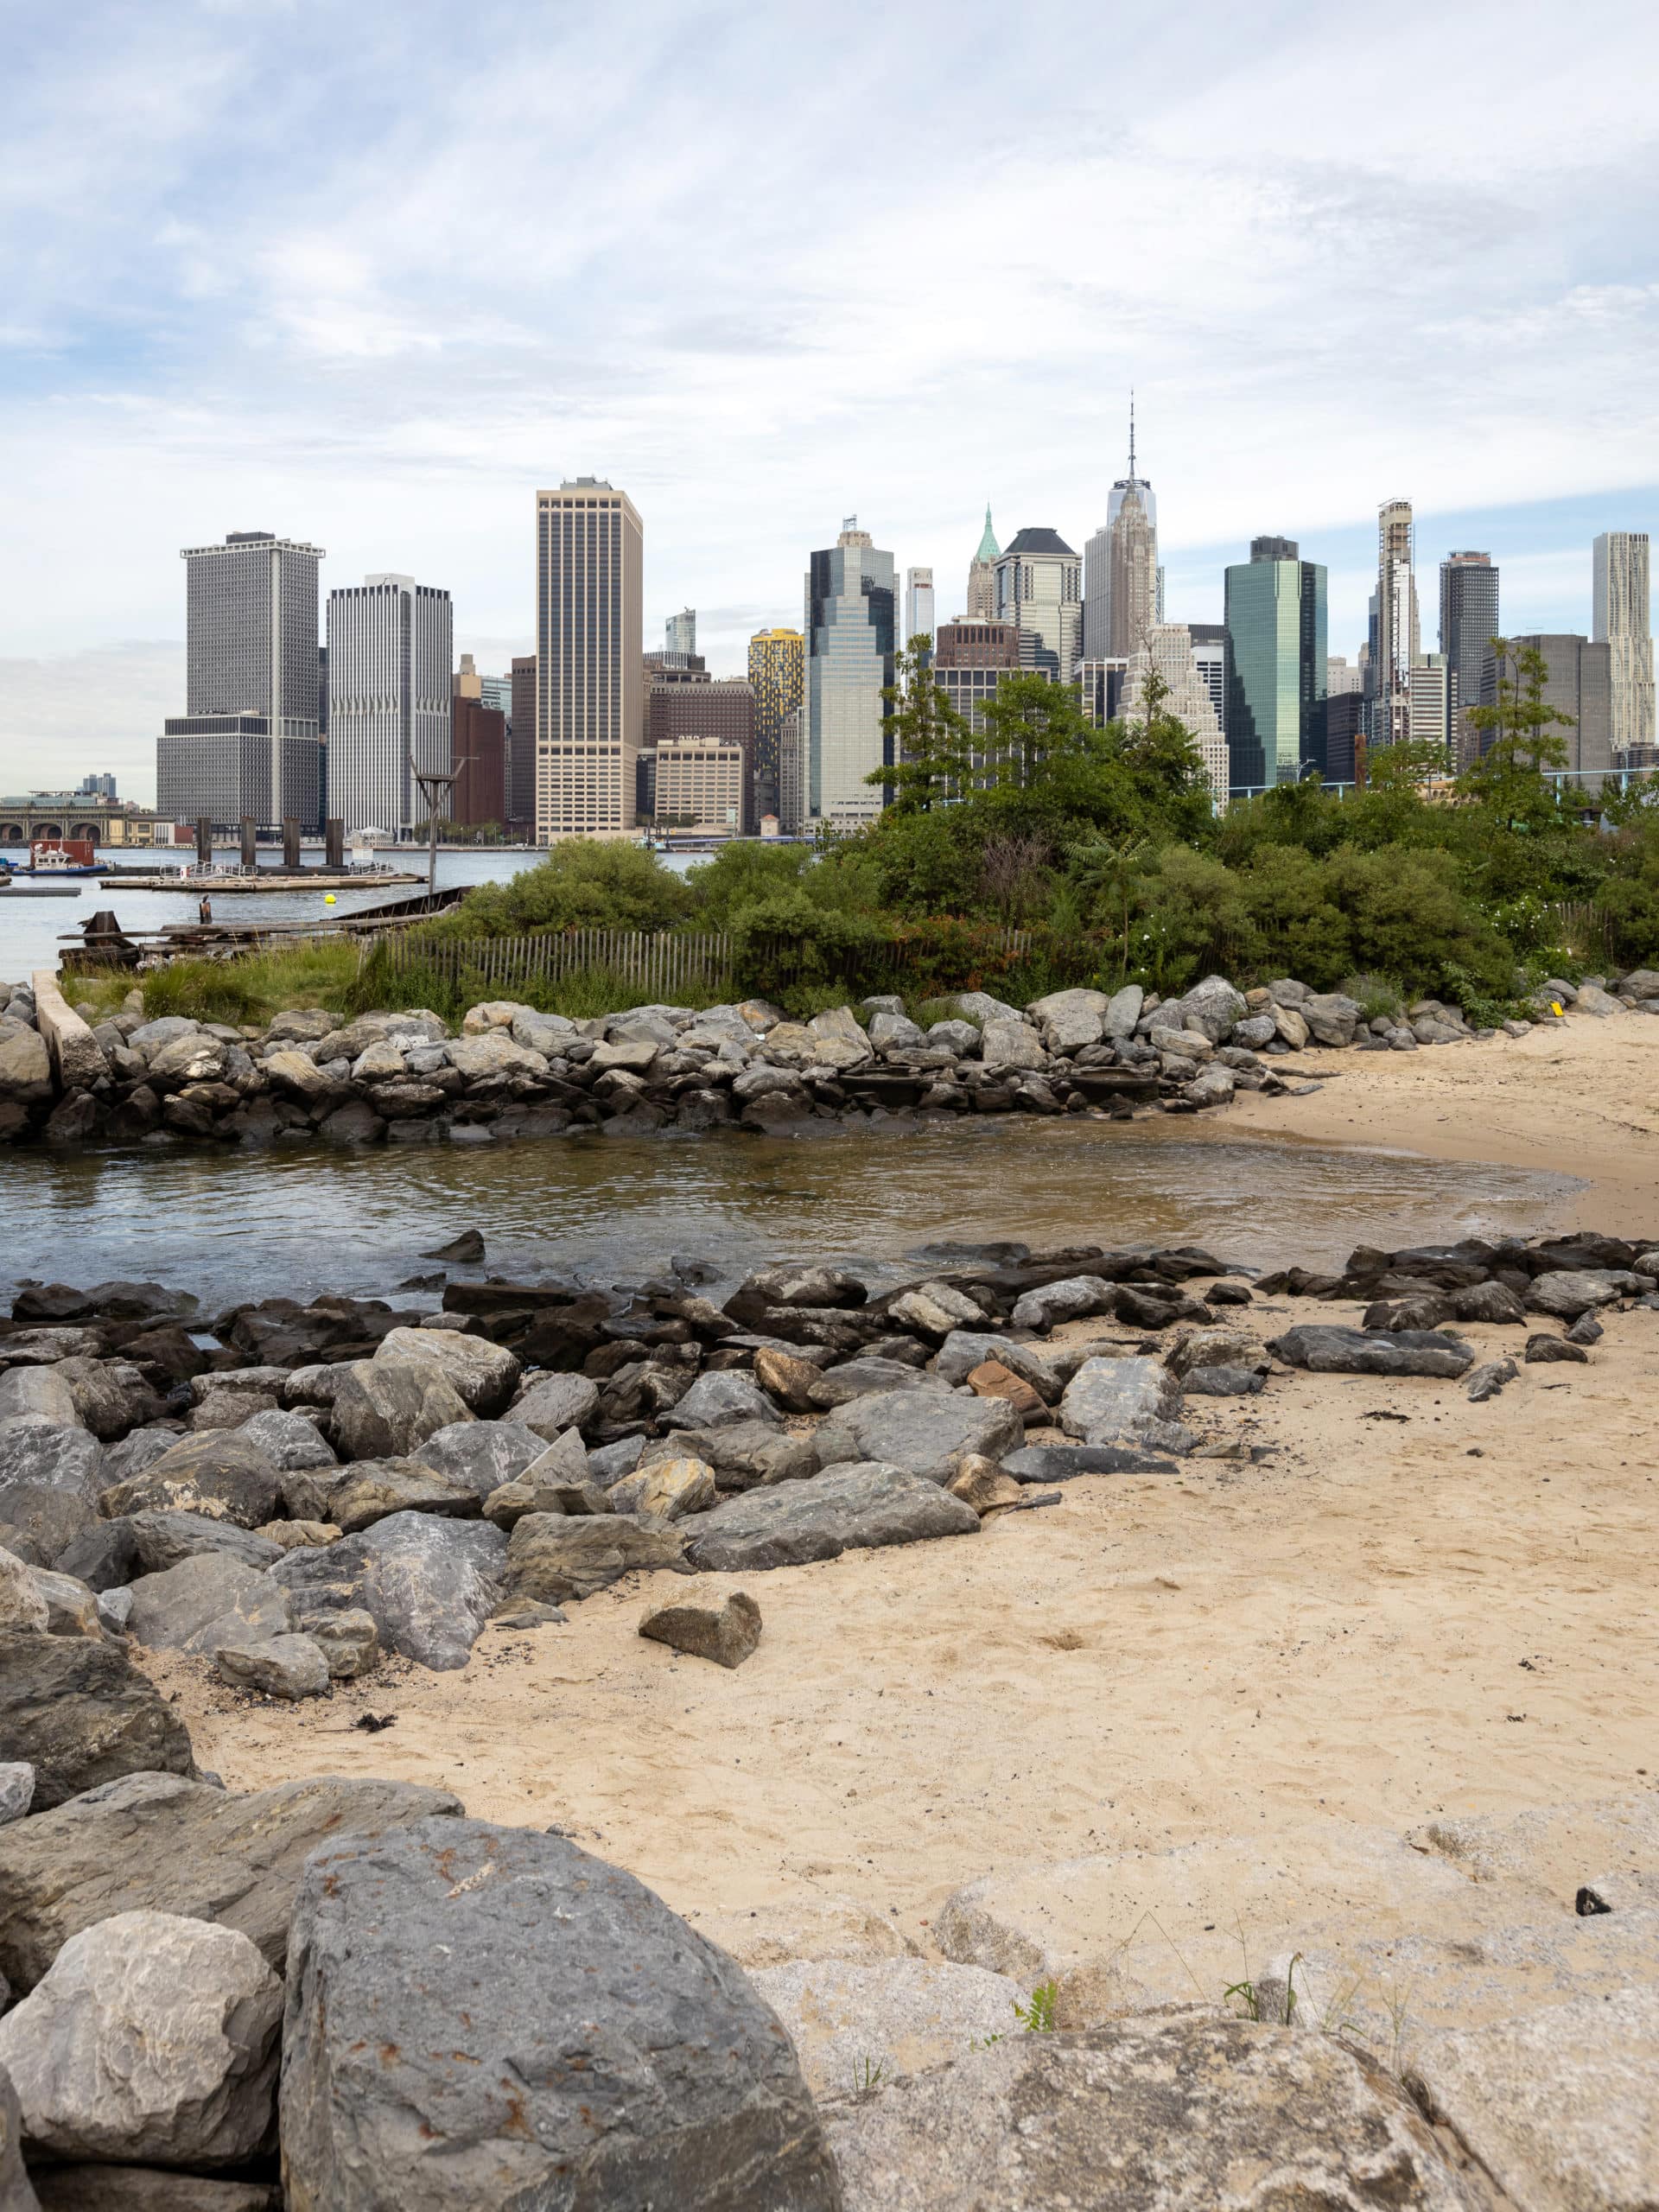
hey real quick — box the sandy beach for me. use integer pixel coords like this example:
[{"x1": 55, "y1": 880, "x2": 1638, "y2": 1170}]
[{"x1": 151, "y1": 1014, "x2": 1659, "y2": 1955}]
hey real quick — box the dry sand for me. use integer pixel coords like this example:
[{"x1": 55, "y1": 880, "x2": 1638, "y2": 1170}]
[{"x1": 152, "y1": 1014, "x2": 1659, "y2": 1948}]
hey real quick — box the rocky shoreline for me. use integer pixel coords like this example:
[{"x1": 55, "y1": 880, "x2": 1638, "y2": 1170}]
[
  {"x1": 1, "y1": 1224, "x2": 1656, "y2": 2202},
  {"x1": 3, "y1": 963, "x2": 1656, "y2": 1148}
]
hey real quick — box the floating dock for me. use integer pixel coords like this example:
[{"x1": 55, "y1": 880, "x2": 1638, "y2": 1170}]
[{"x1": 95, "y1": 870, "x2": 423, "y2": 893}]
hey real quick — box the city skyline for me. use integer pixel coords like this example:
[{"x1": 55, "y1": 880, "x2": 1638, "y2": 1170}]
[{"x1": 2, "y1": 0, "x2": 1656, "y2": 796}]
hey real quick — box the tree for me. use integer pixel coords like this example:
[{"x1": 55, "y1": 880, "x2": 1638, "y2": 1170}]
[
  {"x1": 1459, "y1": 639, "x2": 1573, "y2": 824},
  {"x1": 864, "y1": 634, "x2": 974, "y2": 811},
  {"x1": 974, "y1": 672, "x2": 1097, "y2": 792},
  {"x1": 1117, "y1": 664, "x2": 1205, "y2": 798},
  {"x1": 1066, "y1": 834, "x2": 1150, "y2": 979}
]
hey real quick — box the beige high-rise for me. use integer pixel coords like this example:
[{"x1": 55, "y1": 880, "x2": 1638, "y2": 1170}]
[
  {"x1": 1126, "y1": 622, "x2": 1229, "y2": 798},
  {"x1": 535, "y1": 478, "x2": 643, "y2": 840},
  {"x1": 1108, "y1": 485, "x2": 1159, "y2": 658},
  {"x1": 1594, "y1": 531, "x2": 1656, "y2": 758},
  {"x1": 1374, "y1": 499, "x2": 1421, "y2": 748}
]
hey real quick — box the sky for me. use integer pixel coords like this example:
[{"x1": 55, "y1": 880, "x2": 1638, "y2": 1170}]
[{"x1": 2, "y1": 0, "x2": 1656, "y2": 804}]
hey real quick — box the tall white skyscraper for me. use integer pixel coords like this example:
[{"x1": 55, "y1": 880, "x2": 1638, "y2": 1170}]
[
  {"x1": 1126, "y1": 621, "x2": 1229, "y2": 798},
  {"x1": 805, "y1": 518, "x2": 896, "y2": 825},
  {"x1": 1372, "y1": 499, "x2": 1421, "y2": 747},
  {"x1": 906, "y1": 566, "x2": 936, "y2": 645},
  {"x1": 536, "y1": 479, "x2": 645, "y2": 840},
  {"x1": 665, "y1": 607, "x2": 696, "y2": 657},
  {"x1": 1084, "y1": 401, "x2": 1160, "y2": 659},
  {"x1": 326, "y1": 575, "x2": 454, "y2": 834},
  {"x1": 1593, "y1": 532, "x2": 1656, "y2": 757}
]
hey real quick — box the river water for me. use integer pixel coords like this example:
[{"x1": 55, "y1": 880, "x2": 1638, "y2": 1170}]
[{"x1": 0, "y1": 1116, "x2": 1573, "y2": 1314}]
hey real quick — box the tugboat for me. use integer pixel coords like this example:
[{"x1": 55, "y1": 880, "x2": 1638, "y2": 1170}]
[{"x1": 24, "y1": 837, "x2": 102, "y2": 878}]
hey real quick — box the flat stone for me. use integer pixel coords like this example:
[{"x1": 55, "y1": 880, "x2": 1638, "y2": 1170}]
[
  {"x1": 1001, "y1": 1441, "x2": 1180, "y2": 1481},
  {"x1": 753, "y1": 1956, "x2": 1022, "y2": 2100},
  {"x1": 608, "y1": 1454, "x2": 717, "y2": 1522},
  {"x1": 948, "y1": 1456, "x2": 1026, "y2": 1513},
  {"x1": 234, "y1": 1409, "x2": 336, "y2": 1471},
  {"x1": 933, "y1": 1333, "x2": 1060, "y2": 1395},
  {"x1": 502, "y1": 1512, "x2": 684, "y2": 1605},
  {"x1": 687, "y1": 1461, "x2": 979, "y2": 1573},
  {"x1": 0, "y1": 1909, "x2": 281, "y2": 2169},
  {"x1": 279, "y1": 1816, "x2": 839, "y2": 2210},
  {"x1": 287, "y1": 1455, "x2": 480, "y2": 1535},
  {"x1": 1268, "y1": 1324, "x2": 1476, "y2": 1377},
  {"x1": 808, "y1": 1358, "x2": 944, "y2": 1409},
  {"x1": 126, "y1": 1551, "x2": 294, "y2": 1653},
  {"x1": 0, "y1": 1367, "x2": 79, "y2": 1428},
  {"x1": 641, "y1": 1421, "x2": 817, "y2": 1491},
  {"x1": 639, "y1": 1589, "x2": 762, "y2": 1668},
  {"x1": 887, "y1": 1282, "x2": 987, "y2": 1341},
  {"x1": 98, "y1": 1430, "x2": 280, "y2": 1529},
  {"x1": 826, "y1": 2016, "x2": 1480, "y2": 2211},
  {"x1": 1185, "y1": 1363, "x2": 1265, "y2": 1395},
  {"x1": 328, "y1": 1358, "x2": 473, "y2": 1462},
  {"x1": 31, "y1": 2166, "x2": 280, "y2": 2209},
  {"x1": 815, "y1": 1389, "x2": 1023, "y2": 1482},
  {"x1": 214, "y1": 1633, "x2": 332, "y2": 1700},
  {"x1": 1010, "y1": 1275, "x2": 1117, "y2": 1330},
  {"x1": 124, "y1": 1511, "x2": 284, "y2": 1576},
  {"x1": 1525, "y1": 1268, "x2": 1633, "y2": 1319},
  {"x1": 0, "y1": 1770, "x2": 461, "y2": 1991},
  {"x1": 0, "y1": 1630, "x2": 197, "y2": 1811}
]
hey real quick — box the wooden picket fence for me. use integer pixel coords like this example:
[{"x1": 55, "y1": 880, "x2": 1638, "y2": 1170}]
[{"x1": 368, "y1": 927, "x2": 735, "y2": 1002}]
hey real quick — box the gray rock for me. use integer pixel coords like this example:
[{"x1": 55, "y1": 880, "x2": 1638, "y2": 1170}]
[
  {"x1": 827, "y1": 2016, "x2": 1480, "y2": 2211},
  {"x1": 1002, "y1": 1442, "x2": 1179, "y2": 1480},
  {"x1": 235, "y1": 1408, "x2": 336, "y2": 1471},
  {"x1": 215, "y1": 1633, "x2": 331, "y2": 1700},
  {"x1": 728, "y1": 1262, "x2": 868, "y2": 1313},
  {"x1": 98, "y1": 1425, "x2": 185, "y2": 1488},
  {"x1": 1465, "y1": 1357, "x2": 1518, "y2": 1403},
  {"x1": 815, "y1": 1389, "x2": 1023, "y2": 1482},
  {"x1": 0, "y1": 1764, "x2": 34, "y2": 1827},
  {"x1": 687, "y1": 1461, "x2": 979, "y2": 1573},
  {"x1": 342, "y1": 1511, "x2": 506, "y2": 1670},
  {"x1": 371, "y1": 1326, "x2": 520, "y2": 1415},
  {"x1": 933, "y1": 1333, "x2": 1060, "y2": 1397},
  {"x1": 125, "y1": 1511, "x2": 284, "y2": 1577},
  {"x1": 752, "y1": 1956, "x2": 1022, "y2": 2101},
  {"x1": 1447, "y1": 1281, "x2": 1527, "y2": 1325},
  {"x1": 1185, "y1": 1063, "x2": 1237, "y2": 1108},
  {"x1": 643, "y1": 1421, "x2": 816, "y2": 1490},
  {"x1": 1058, "y1": 1356, "x2": 1184, "y2": 1444},
  {"x1": 50, "y1": 1357, "x2": 163, "y2": 1441},
  {"x1": 1408, "y1": 1984, "x2": 1659, "y2": 2212},
  {"x1": 664, "y1": 1370, "x2": 781, "y2": 1431},
  {"x1": 925, "y1": 1019, "x2": 980, "y2": 1057},
  {"x1": 1524, "y1": 1268, "x2": 1634, "y2": 1319},
  {"x1": 0, "y1": 1548, "x2": 46, "y2": 1633},
  {"x1": 639, "y1": 1590, "x2": 763, "y2": 1669},
  {"x1": 414, "y1": 1416, "x2": 546, "y2": 1499},
  {"x1": 96, "y1": 1587, "x2": 132, "y2": 1633},
  {"x1": 0, "y1": 2062, "x2": 35, "y2": 2211},
  {"x1": 0, "y1": 1770, "x2": 461, "y2": 1992},
  {"x1": 280, "y1": 1815, "x2": 839, "y2": 2212},
  {"x1": 126, "y1": 1551, "x2": 295, "y2": 1654},
  {"x1": 1162, "y1": 973, "x2": 1249, "y2": 1041},
  {"x1": 1301, "y1": 991, "x2": 1363, "y2": 1047},
  {"x1": 808, "y1": 1357, "x2": 944, "y2": 1409},
  {"x1": 978, "y1": 1018, "x2": 1046, "y2": 1071},
  {"x1": 0, "y1": 1419, "x2": 104, "y2": 1560},
  {"x1": 0, "y1": 1910, "x2": 280, "y2": 2169},
  {"x1": 98, "y1": 1430, "x2": 280, "y2": 1529},
  {"x1": 503, "y1": 1513, "x2": 684, "y2": 1605},
  {"x1": 1268, "y1": 1325, "x2": 1476, "y2": 1378},
  {"x1": 328, "y1": 1358, "x2": 473, "y2": 1462},
  {"x1": 0, "y1": 1367, "x2": 79, "y2": 1429},
  {"x1": 30, "y1": 2166, "x2": 277, "y2": 2209},
  {"x1": 1102, "y1": 982, "x2": 1144, "y2": 1038},
  {"x1": 588, "y1": 1434, "x2": 645, "y2": 1483},
  {"x1": 510, "y1": 1370, "x2": 601, "y2": 1440},
  {"x1": 1183, "y1": 1363, "x2": 1264, "y2": 1395},
  {"x1": 0, "y1": 1629, "x2": 196, "y2": 1811},
  {"x1": 308, "y1": 1608, "x2": 380, "y2": 1679},
  {"x1": 285, "y1": 1455, "x2": 480, "y2": 1535},
  {"x1": 1524, "y1": 1332, "x2": 1588, "y2": 1364},
  {"x1": 1009, "y1": 1274, "x2": 1116, "y2": 1331},
  {"x1": 887, "y1": 1281, "x2": 988, "y2": 1341}
]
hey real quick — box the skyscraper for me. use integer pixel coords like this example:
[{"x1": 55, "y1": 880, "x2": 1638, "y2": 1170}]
[
  {"x1": 748, "y1": 626, "x2": 804, "y2": 822},
  {"x1": 1593, "y1": 532, "x2": 1656, "y2": 758},
  {"x1": 1224, "y1": 536, "x2": 1328, "y2": 787},
  {"x1": 1126, "y1": 623, "x2": 1230, "y2": 798},
  {"x1": 508, "y1": 655, "x2": 537, "y2": 831},
  {"x1": 1325, "y1": 655, "x2": 1363, "y2": 696},
  {"x1": 1372, "y1": 499, "x2": 1420, "y2": 748},
  {"x1": 1084, "y1": 404, "x2": 1160, "y2": 660},
  {"x1": 805, "y1": 517, "x2": 896, "y2": 826},
  {"x1": 535, "y1": 478, "x2": 644, "y2": 839},
  {"x1": 665, "y1": 607, "x2": 696, "y2": 657},
  {"x1": 1439, "y1": 552, "x2": 1499, "y2": 754},
  {"x1": 326, "y1": 575, "x2": 454, "y2": 834},
  {"x1": 906, "y1": 566, "x2": 936, "y2": 645},
  {"x1": 1188, "y1": 623, "x2": 1227, "y2": 740},
  {"x1": 1408, "y1": 656, "x2": 1454, "y2": 759},
  {"x1": 1508, "y1": 635, "x2": 1613, "y2": 776},
  {"x1": 966, "y1": 507, "x2": 999, "y2": 620},
  {"x1": 994, "y1": 529, "x2": 1082, "y2": 680}
]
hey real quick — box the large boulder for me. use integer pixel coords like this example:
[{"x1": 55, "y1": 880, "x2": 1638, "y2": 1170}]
[
  {"x1": 686, "y1": 1462, "x2": 979, "y2": 1573},
  {"x1": 0, "y1": 1910, "x2": 281, "y2": 2170},
  {"x1": 1009, "y1": 1275, "x2": 1116, "y2": 1331},
  {"x1": 371, "y1": 1328, "x2": 519, "y2": 1415},
  {"x1": 413, "y1": 1418, "x2": 546, "y2": 1500},
  {"x1": 235, "y1": 1409, "x2": 336, "y2": 1471},
  {"x1": 271, "y1": 1512, "x2": 507, "y2": 1672},
  {"x1": 664, "y1": 1370, "x2": 781, "y2": 1432},
  {"x1": 0, "y1": 1024, "x2": 51, "y2": 1105},
  {"x1": 641, "y1": 1421, "x2": 816, "y2": 1491},
  {"x1": 124, "y1": 1511, "x2": 284, "y2": 1577},
  {"x1": 0, "y1": 1630, "x2": 196, "y2": 1810},
  {"x1": 1268, "y1": 1325, "x2": 1475, "y2": 1378},
  {"x1": 284, "y1": 1456, "x2": 480, "y2": 1535},
  {"x1": 47, "y1": 1357, "x2": 166, "y2": 1441},
  {"x1": 826, "y1": 2017, "x2": 1479, "y2": 2211},
  {"x1": 1160, "y1": 973, "x2": 1248, "y2": 1042},
  {"x1": 814, "y1": 1389, "x2": 1023, "y2": 1481},
  {"x1": 510, "y1": 1370, "x2": 601, "y2": 1441},
  {"x1": 1058, "y1": 1357, "x2": 1184, "y2": 1445},
  {"x1": 750, "y1": 1957, "x2": 1021, "y2": 2100},
  {"x1": 125, "y1": 1551, "x2": 295, "y2": 1653},
  {"x1": 0, "y1": 1368, "x2": 80, "y2": 1428},
  {"x1": 98, "y1": 1431, "x2": 280, "y2": 1529},
  {"x1": 502, "y1": 1513, "x2": 684, "y2": 1605},
  {"x1": 978, "y1": 1019, "x2": 1046, "y2": 1071},
  {"x1": 328, "y1": 1358, "x2": 473, "y2": 1462},
  {"x1": 0, "y1": 1770, "x2": 462, "y2": 1993},
  {"x1": 279, "y1": 1816, "x2": 839, "y2": 2212},
  {"x1": 1524, "y1": 1268, "x2": 1637, "y2": 1319}
]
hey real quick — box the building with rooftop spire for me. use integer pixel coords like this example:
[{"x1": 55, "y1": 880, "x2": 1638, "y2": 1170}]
[
  {"x1": 1085, "y1": 397, "x2": 1160, "y2": 659},
  {"x1": 966, "y1": 506, "x2": 999, "y2": 620}
]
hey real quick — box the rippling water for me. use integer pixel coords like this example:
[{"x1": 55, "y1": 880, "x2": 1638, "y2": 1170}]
[{"x1": 0, "y1": 1118, "x2": 1576, "y2": 1312}]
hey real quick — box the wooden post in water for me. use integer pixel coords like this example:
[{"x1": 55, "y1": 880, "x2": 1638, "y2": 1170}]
[
  {"x1": 195, "y1": 817, "x2": 212, "y2": 869},
  {"x1": 239, "y1": 817, "x2": 257, "y2": 872},
  {"x1": 325, "y1": 818, "x2": 344, "y2": 868},
  {"x1": 283, "y1": 817, "x2": 301, "y2": 870}
]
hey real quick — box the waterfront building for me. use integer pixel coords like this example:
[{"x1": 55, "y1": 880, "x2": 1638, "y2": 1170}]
[
  {"x1": 535, "y1": 478, "x2": 644, "y2": 839},
  {"x1": 1370, "y1": 499, "x2": 1421, "y2": 748},
  {"x1": 452, "y1": 699, "x2": 507, "y2": 826},
  {"x1": 1126, "y1": 622, "x2": 1229, "y2": 797},
  {"x1": 1593, "y1": 532, "x2": 1656, "y2": 758},
  {"x1": 1439, "y1": 551, "x2": 1499, "y2": 754},
  {"x1": 906, "y1": 566, "x2": 936, "y2": 646},
  {"x1": 665, "y1": 607, "x2": 696, "y2": 657},
  {"x1": 652, "y1": 735, "x2": 746, "y2": 833},
  {"x1": 994, "y1": 528, "x2": 1082, "y2": 683},
  {"x1": 1508, "y1": 634, "x2": 1613, "y2": 776},
  {"x1": 325, "y1": 574, "x2": 454, "y2": 835},
  {"x1": 647, "y1": 677, "x2": 756, "y2": 830},
  {"x1": 966, "y1": 507, "x2": 999, "y2": 620},
  {"x1": 509, "y1": 654, "x2": 537, "y2": 832},
  {"x1": 804, "y1": 517, "x2": 896, "y2": 826},
  {"x1": 157, "y1": 714, "x2": 321, "y2": 834},
  {"x1": 747, "y1": 626, "x2": 804, "y2": 823},
  {"x1": 1224, "y1": 537, "x2": 1328, "y2": 787},
  {"x1": 1189, "y1": 622, "x2": 1227, "y2": 739},
  {"x1": 77, "y1": 773, "x2": 117, "y2": 798}
]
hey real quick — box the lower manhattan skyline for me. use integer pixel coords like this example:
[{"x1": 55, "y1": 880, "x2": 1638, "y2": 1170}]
[{"x1": 2, "y1": 0, "x2": 1656, "y2": 799}]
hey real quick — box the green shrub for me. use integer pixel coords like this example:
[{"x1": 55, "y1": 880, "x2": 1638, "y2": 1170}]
[{"x1": 431, "y1": 841, "x2": 696, "y2": 938}]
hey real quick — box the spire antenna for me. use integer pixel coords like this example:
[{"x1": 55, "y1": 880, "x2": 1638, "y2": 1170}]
[{"x1": 1128, "y1": 390, "x2": 1136, "y2": 479}]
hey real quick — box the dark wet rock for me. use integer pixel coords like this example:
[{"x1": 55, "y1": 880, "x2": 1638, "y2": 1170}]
[
  {"x1": 0, "y1": 1630, "x2": 197, "y2": 1811},
  {"x1": 1447, "y1": 1281, "x2": 1527, "y2": 1325},
  {"x1": 280, "y1": 1815, "x2": 839, "y2": 2212},
  {"x1": 31, "y1": 2166, "x2": 278, "y2": 2209},
  {"x1": 1566, "y1": 1311, "x2": 1605, "y2": 1345},
  {"x1": 422, "y1": 1228, "x2": 485, "y2": 1262},
  {"x1": 1183, "y1": 1364, "x2": 1265, "y2": 1395},
  {"x1": 686, "y1": 1461, "x2": 978, "y2": 1573},
  {"x1": 1268, "y1": 1325, "x2": 1475, "y2": 1378},
  {"x1": 50, "y1": 1358, "x2": 165, "y2": 1441},
  {"x1": 1524, "y1": 1332, "x2": 1588, "y2": 1364}
]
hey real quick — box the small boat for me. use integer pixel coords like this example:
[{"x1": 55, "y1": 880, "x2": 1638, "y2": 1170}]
[{"x1": 22, "y1": 839, "x2": 102, "y2": 879}]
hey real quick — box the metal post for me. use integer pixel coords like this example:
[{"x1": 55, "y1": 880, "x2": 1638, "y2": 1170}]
[
  {"x1": 413, "y1": 770, "x2": 459, "y2": 899},
  {"x1": 195, "y1": 817, "x2": 212, "y2": 869}
]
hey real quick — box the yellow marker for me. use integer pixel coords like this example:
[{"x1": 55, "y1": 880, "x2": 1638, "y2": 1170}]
[
  {"x1": 1550, "y1": 1001, "x2": 1563, "y2": 1016},
  {"x1": 324, "y1": 893, "x2": 336, "y2": 906}
]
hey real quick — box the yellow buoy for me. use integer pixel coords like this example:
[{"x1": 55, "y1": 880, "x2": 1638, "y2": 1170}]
[{"x1": 324, "y1": 893, "x2": 336, "y2": 906}]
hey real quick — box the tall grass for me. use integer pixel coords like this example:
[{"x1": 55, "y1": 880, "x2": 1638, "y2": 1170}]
[{"x1": 64, "y1": 941, "x2": 363, "y2": 1027}]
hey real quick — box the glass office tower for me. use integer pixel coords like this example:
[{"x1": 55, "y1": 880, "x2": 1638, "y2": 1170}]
[
  {"x1": 804, "y1": 519, "x2": 896, "y2": 826},
  {"x1": 1224, "y1": 537, "x2": 1328, "y2": 787}
]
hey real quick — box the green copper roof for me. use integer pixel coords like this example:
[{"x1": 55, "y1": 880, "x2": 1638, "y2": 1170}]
[{"x1": 974, "y1": 504, "x2": 999, "y2": 563}]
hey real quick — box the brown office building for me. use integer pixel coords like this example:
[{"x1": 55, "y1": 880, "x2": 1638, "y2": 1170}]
[
  {"x1": 452, "y1": 699, "x2": 506, "y2": 827},
  {"x1": 646, "y1": 676, "x2": 756, "y2": 828},
  {"x1": 934, "y1": 619, "x2": 1020, "y2": 669},
  {"x1": 508, "y1": 655, "x2": 537, "y2": 832}
]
